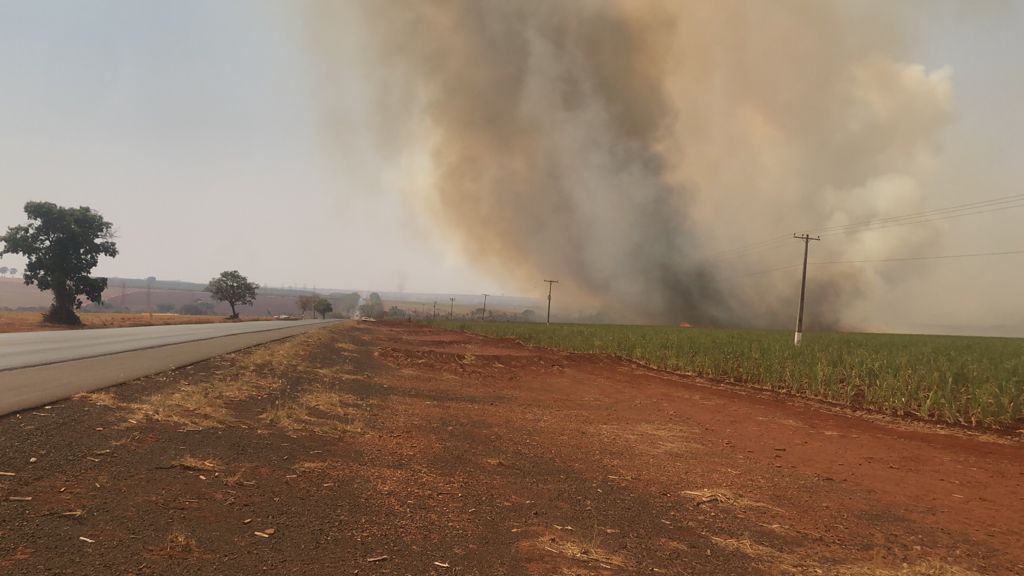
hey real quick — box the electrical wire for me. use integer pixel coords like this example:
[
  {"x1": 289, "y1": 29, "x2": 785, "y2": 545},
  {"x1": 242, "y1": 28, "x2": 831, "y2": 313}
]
[
  {"x1": 704, "y1": 192, "x2": 1024, "y2": 263},
  {"x1": 731, "y1": 248, "x2": 1024, "y2": 279}
]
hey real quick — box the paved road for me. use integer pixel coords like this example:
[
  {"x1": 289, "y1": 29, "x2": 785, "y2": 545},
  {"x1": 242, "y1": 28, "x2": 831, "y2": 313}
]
[
  {"x1": 0, "y1": 320, "x2": 330, "y2": 371},
  {"x1": 0, "y1": 320, "x2": 337, "y2": 415}
]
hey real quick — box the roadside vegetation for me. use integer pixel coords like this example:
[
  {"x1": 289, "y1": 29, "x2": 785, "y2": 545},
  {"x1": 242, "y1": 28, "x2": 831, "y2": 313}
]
[
  {"x1": 0, "y1": 311, "x2": 266, "y2": 333},
  {"x1": 0, "y1": 201, "x2": 118, "y2": 324},
  {"x1": 435, "y1": 321, "x2": 1024, "y2": 429}
]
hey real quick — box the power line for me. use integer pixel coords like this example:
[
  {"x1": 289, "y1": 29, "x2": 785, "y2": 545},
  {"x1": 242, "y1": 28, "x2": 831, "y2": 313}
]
[
  {"x1": 820, "y1": 202, "x2": 1024, "y2": 238},
  {"x1": 704, "y1": 192, "x2": 1024, "y2": 264},
  {"x1": 811, "y1": 248, "x2": 1024, "y2": 265},
  {"x1": 734, "y1": 247, "x2": 1024, "y2": 278},
  {"x1": 704, "y1": 233, "x2": 793, "y2": 260},
  {"x1": 728, "y1": 263, "x2": 801, "y2": 279},
  {"x1": 817, "y1": 192, "x2": 1024, "y2": 235}
]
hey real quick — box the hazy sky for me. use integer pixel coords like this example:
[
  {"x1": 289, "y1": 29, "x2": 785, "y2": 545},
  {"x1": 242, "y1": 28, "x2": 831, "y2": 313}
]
[
  {"x1": 0, "y1": 0, "x2": 496, "y2": 295},
  {"x1": 2, "y1": 1, "x2": 1024, "y2": 332}
]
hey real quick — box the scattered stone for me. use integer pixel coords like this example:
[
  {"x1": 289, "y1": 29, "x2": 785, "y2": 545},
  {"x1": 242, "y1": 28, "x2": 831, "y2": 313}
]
[
  {"x1": 29, "y1": 457, "x2": 37, "y2": 464},
  {"x1": 79, "y1": 537, "x2": 95, "y2": 543},
  {"x1": 366, "y1": 556, "x2": 389, "y2": 562}
]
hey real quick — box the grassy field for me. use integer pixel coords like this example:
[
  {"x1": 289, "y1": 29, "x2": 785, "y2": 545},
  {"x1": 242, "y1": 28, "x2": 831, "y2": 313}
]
[
  {"x1": 433, "y1": 321, "x2": 1024, "y2": 430},
  {"x1": 0, "y1": 311, "x2": 269, "y2": 333}
]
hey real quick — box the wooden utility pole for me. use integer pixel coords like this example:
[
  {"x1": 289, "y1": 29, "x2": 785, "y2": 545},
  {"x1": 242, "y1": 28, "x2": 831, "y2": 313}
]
[
  {"x1": 793, "y1": 233, "x2": 820, "y2": 347},
  {"x1": 432, "y1": 301, "x2": 437, "y2": 320},
  {"x1": 449, "y1": 297, "x2": 455, "y2": 320},
  {"x1": 481, "y1": 294, "x2": 489, "y2": 321},
  {"x1": 146, "y1": 276, "x2": 157, "y2": 320},
  {"x1": 543, "y1": 279, "x2": 558, "y2": 324}
]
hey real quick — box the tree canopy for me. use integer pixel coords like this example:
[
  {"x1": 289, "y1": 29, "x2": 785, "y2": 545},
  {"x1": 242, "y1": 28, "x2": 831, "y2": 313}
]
[
  {"x1": 297, "y1": 294, "x2": 319, "y2": 317},
  {"x1": 359, "y1": 292, "x2": 385, "y2": 319},
  {"x1": 313, "y1": 297, "x2": 333, "y2": 319},
  {"x1": 0, "y1": 201, "x2": 118, "y2": 324},
  {"x1": 206, "y1": 270, "x2": 259, "y2": 319}
]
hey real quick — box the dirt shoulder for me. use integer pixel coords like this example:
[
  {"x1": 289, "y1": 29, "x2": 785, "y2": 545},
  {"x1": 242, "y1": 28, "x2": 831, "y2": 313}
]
[
  {"x1": 1, "y1": 322, "x2": 1020, "y2": 575},
  {"x1": 0, "y1": 312, "x2": 274, "y2": 334}
]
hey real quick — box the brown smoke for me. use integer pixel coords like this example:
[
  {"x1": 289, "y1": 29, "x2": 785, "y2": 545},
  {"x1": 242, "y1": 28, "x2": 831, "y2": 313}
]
[{"x1": 303, "y1": 1, "x2": 953, "y2": 328}]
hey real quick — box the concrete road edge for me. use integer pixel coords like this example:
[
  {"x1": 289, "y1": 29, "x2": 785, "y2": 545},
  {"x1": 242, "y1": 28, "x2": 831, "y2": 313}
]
[{"x1": 0, "y1": 321, "x2": 338, "y2": 416}]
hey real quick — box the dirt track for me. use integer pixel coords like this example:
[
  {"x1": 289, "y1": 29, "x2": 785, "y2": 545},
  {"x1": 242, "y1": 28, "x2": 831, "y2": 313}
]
[{"x1": 1, "y1": 322, "x2": 1021, "y2": 575}]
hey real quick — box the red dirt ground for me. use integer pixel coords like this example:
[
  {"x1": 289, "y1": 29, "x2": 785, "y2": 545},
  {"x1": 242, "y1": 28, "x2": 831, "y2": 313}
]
[{"x1": 1, "y1": 322, "x2": 1021, "y2": 575}]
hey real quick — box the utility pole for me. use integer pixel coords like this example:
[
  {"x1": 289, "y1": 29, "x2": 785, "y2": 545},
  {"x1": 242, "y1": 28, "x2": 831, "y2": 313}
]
[
  {"x1": 543, "y1": 279, "x2": 558, "y2": 324},
  {"x1": 792, "y1": 233, "x2": 820, "y2": 347},
  {"x1": 449, "y1": 297, "x2": 454, "y2": 320},
  {"x1": 481, "y1": 294, "x2": 489, "y2": 321},
  {"x1": 146, "y1": 276, "x2": 155, "y2": 321},
  {"x1": 432, "y1": 301, "x2": 437, "y2": 320}
]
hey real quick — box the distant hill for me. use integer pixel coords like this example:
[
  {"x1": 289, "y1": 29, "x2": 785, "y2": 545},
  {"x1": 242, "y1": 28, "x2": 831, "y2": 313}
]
[
  {"x1": 0, "y1": 277, "x2": 361, "y2": 317},
  {"x1": 1, "y1": 275, "x2": 541, "y2": 319}
]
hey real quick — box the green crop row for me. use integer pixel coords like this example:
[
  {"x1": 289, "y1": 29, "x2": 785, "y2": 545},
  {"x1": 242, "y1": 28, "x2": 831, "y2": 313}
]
[{"x1": 432, "y1": 321, "x2": 1024, "y2": 429}]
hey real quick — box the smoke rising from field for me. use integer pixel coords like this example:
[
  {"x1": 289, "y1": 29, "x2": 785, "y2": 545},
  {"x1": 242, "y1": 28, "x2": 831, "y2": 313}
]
[{"x1": 305, "y1": 1, "x2": 954, "y2": 327}]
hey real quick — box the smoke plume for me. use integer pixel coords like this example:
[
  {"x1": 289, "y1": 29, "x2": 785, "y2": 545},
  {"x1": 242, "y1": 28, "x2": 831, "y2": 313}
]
[{"x1": 305, "y1": 1, "x2": 953, "y2": 328}]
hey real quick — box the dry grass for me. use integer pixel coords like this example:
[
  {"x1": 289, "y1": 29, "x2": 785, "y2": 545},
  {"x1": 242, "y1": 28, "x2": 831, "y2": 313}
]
[
  {"x1": 79, "y1": 313, "x2": 237, "y2": 329},
  {"x1": 259, "y1": 388, "x2": 364, "y2": 437},
  {"x1": 0, "y1": 311, "x2": 271, "y2": 334},
  {"x1": 711, "y1": 536, "x2": 982, "y2": 575},
  {"x1": 537, "y1": 533, "x2": 630, "y2": 570},
  {"x1": 77, "y1": 328, "x2": 366, "y2": 437},
  {"x1": 149, "y1": 528, "x2": 199, "y2": 558},
  {"x1": 293, "y1": 460, "x2": 338, "y2": 473},
  {"x1": 682, "y1": 488, "x2": 782, "y2": 512},
  {"x1": 173, "y1": 456, "x2": 222, "y2": 472},
  {"x1": 77, "y1": 390, "x2": 119, "y2": 408},
  {"x1": 598, "y1": 423, "x2": 699, "y2": 455}
]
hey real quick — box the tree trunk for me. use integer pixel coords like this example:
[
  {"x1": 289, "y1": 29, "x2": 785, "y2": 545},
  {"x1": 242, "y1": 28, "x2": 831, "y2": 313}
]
[
  {"x1": 45, "y1": 284, "x2": 81, "y2": 325},
  {"x1": 229, "y1": 302, "x2": 238, "y2": 319}
]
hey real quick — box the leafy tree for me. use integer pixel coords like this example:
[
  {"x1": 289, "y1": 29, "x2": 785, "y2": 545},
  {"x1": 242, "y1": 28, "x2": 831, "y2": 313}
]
[
  {"x1": 206, "y1": 270, "x2": 259, "y2": 319},
  {"x1": 297, "y1": 294, "x2": 318, "y2": 317},
  {"x1": 358, "y1": 292, "x2": 385, "y2": 319},
  {"x1": 313, "y1": 297, "x2": 333, "y2": 319},
  {"x1": 155, "y1": 303, "x2": 176, "y2": 313},
  {"x1": 332, "y1": 292, "x2": 361, "y2": 315},
  {"x1": 0, "y1": 266, "x2": 8, "y2": 277},
  {"x1": 0, "y1": 202, "x2": 118, "y2": 324}
]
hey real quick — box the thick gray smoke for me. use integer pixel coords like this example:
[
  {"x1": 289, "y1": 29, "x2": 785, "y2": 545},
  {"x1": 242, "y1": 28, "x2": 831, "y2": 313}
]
[{"x1": 304, "y1": 1, "x2": 953, "y2": 328}]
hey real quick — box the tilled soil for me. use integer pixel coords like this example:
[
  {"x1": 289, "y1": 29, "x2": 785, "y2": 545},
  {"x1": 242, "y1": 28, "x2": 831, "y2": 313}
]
[{"x1": 1, "y1": 322, "x2": 1021, "y2": 575}]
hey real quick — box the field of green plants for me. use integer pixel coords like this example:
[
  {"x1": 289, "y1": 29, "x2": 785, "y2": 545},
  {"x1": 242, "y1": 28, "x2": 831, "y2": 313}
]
[{"x1": 434, "y1": 321, "x2": 1024, "y2": 429}]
